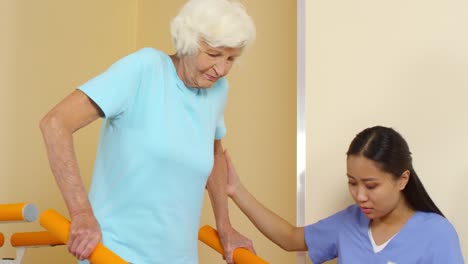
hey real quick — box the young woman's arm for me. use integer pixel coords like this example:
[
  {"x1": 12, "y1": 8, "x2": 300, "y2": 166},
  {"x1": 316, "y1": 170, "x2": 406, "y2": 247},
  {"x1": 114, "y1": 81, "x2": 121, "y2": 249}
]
[{"x1": 225, "y1": 151, "x2": 307, "y2": 251}]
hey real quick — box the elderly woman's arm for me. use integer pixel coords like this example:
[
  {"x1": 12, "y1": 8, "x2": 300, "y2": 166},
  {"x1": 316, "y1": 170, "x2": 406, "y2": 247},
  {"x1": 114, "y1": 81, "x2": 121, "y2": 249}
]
[
  {"x1": 39, "y1": 90, "x2": 102, "y2": 261},
  {"x1": 206, "y1": 140, "x2": 255, "y2": 264}
]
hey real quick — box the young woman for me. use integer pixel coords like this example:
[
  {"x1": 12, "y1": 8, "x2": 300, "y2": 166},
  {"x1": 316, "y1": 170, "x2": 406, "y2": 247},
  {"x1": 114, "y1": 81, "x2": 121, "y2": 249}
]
[{"x1": 225, "y1": 126, "x2": 464, "y2": 263}]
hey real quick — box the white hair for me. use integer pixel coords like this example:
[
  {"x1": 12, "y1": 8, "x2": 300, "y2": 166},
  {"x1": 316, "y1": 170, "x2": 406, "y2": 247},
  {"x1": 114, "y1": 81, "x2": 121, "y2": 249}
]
[{"x1": 171, "y1": 0, "x2": 256, "y2": 56}]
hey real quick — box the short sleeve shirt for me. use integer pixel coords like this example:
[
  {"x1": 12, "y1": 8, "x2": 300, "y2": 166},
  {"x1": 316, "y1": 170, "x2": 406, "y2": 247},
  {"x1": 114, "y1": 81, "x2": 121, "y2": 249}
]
[
  {"x1": 78, "y1": 48, "x2": 228, "y2": 264},
  {"x1": 304, "y1": 205, "x2": 464, "y2": 264}
]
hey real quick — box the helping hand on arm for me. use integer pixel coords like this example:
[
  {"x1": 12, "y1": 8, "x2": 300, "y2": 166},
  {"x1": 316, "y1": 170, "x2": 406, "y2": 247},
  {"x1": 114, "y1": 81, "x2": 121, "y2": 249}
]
[
  {"x1": 225, "y1": 150, "x2": 308, "y2": 252},
  {"x1": 40, "y1": 90, "x2": 103, "y2": 260},
  {"x1": 206, "y1": 140, "x2": 255, "y2": 264}
]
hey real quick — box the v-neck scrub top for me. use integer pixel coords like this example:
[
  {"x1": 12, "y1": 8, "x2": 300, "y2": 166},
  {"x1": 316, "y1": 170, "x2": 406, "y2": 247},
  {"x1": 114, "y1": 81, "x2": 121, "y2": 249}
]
[{"x1": 304, "y1": 204, "x2": 464, "y2": 264}]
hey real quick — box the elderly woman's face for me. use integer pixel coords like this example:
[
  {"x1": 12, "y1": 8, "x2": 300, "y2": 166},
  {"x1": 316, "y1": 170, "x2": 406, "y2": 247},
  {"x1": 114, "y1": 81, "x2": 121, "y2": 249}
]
[{"x1": 181, "y1": 42, "x2": 242, "y2": 88}]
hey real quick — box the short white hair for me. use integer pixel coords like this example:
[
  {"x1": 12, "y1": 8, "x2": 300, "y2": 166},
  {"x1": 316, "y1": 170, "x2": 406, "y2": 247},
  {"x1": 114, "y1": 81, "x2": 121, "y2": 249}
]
[{"x1": 171, "y1": 0, "x2": 256, "y2": 56}]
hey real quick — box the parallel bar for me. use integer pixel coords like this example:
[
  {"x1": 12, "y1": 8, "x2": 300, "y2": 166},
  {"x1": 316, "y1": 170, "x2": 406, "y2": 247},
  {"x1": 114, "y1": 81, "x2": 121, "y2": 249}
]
[
  {"x1": 0, "y1": 203, "x2": 38, "y2": 222},
  {"x1": 198, "y1": 225, "x2": 268, "y2": 264},
  {"x1": 39, "y1": 209, "x2": 127, "y2": 264},
  {"x1": 11, "y1": 231, "x2": 64, "y2": 247},
  {"x1": 38, "y1": 209, "x2": 264, "y2": 263}
]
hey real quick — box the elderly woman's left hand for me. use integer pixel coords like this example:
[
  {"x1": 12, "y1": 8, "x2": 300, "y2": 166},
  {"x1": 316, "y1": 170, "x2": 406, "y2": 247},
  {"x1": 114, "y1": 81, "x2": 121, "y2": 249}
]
[{"x1": 218, "y1": 226, "x2": 256, "y2": 264}]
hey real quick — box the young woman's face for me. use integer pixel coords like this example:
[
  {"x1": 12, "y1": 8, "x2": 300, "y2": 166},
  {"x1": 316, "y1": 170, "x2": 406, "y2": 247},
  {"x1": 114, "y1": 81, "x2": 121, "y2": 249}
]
[
  {"x1": 346, "y1": 155, "x2": 408, "y2": 220},
  {"x1": 181, "y1": 42, "x2": 242, "y2": 88}
]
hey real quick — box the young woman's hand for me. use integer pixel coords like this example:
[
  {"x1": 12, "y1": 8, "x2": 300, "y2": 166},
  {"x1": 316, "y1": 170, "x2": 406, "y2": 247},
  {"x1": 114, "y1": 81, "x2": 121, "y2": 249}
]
[{"x1": 224, "y1": 150, "x2": 240, "y2": 197}]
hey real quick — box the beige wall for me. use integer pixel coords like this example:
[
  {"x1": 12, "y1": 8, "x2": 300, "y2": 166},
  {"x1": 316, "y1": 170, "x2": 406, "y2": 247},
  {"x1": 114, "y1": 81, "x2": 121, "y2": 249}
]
[
  {"x1": 0, "y1": 0, "x2": 137, "y2": 262},
  {"x1": 0, "y1": 1, "x2": 15, "y2": 179},
  {"x1": 1, "y1": 0, "x2": 296, "y2": 263},
  {"x1": 305, "y1": 0, "x2": 468, "y2": 263}
]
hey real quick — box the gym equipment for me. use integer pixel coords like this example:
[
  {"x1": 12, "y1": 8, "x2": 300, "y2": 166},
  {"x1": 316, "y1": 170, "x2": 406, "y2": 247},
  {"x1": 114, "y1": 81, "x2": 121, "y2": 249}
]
[
  {"x1": 198, "y1": 225, "x2": 268, "y2": 264},
  {"x1": 40, "y1": 209, "x2": 127, "y2": 264},
  {"x1": 0, "y1": 203, "x2": 40, "y2": 264},
  {"x1": 2, "y1": 204, "x2": 269, "y2": 263},
  {"x1": 10, "y1": 232, "x2": 63, "y2": 247},
  {"x1": 40, "y1": 209, "x2": 269, "y2": 263},
  {"x1": 7, "y1": 232, "x2": 63, "y2": 264},
  {"x1": 0, "y1": 203, "x2": 37, "y2": 222}
]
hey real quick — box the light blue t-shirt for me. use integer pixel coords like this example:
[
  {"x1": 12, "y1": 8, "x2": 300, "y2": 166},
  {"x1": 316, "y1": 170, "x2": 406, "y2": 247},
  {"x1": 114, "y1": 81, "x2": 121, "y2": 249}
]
[
  {"x1": 78, "y1": 48, "x2": 228, "y2": 264},
  {"x1": 304, "y1": 204, "x2": 464, "y2": 264}
]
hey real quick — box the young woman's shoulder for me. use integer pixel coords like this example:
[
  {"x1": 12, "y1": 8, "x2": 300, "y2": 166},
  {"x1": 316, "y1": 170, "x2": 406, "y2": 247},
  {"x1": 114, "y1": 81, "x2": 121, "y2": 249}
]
[
  {"x1": 415, "y1": 211, "x2": 464, "y2": 263},
  {"x1": 315, "y1": 204, "x2": 365, "y2": 226},
  {"x1": 415, "y1": 211, "x2": 459, "y2": 240},
  {"x1": 416, "y1": 211, "x2": 453, "y2": 227},
  {"x1": 342, "y1": 204, "x2": 365, "y2": 219}
]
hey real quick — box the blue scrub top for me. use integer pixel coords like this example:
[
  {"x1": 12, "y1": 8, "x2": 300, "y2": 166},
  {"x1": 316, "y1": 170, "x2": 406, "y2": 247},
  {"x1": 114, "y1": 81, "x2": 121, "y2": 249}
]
[
  {"x1": 304, "y1": 205, "x2": 464, "y2": 264},
  {"x1": 78, "y1": 48, "x2": 228, "y2": 264}
]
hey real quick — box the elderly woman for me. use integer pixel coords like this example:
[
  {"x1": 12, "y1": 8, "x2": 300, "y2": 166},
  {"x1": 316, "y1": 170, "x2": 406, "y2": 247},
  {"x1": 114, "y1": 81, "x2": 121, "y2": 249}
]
[{"x1": 39, "y1": 0, "x2": 256, "y2": 263}]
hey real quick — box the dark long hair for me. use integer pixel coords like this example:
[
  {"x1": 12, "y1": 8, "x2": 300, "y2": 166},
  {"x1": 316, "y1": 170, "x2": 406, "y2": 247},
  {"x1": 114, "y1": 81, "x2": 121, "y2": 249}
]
[{"x1": 346, "y1": 126, "x2": 444, "y2": 217}]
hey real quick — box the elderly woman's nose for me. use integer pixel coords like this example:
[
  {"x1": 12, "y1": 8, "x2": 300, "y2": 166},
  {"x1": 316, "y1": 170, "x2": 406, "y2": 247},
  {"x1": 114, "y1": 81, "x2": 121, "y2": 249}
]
[{"x1": 214, "y1": 60, "x2": 228, "y2": 76}]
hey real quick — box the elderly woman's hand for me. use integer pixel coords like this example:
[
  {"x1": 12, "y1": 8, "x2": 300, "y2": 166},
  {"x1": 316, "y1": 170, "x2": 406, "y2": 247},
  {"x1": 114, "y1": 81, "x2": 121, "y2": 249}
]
[
  {"x1": 68, "y1": 212, "x2": 102, "y2": 261},
  {"x1": 218, "y1": 225, "x2": 256, "y2": 264}
]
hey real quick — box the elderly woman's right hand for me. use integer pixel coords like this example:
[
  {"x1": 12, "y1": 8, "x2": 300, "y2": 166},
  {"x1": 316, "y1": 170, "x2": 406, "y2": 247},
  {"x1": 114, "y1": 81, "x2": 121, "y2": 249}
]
[{"x1": 68, "y1": 212, "x2": 102, "y2": 261}]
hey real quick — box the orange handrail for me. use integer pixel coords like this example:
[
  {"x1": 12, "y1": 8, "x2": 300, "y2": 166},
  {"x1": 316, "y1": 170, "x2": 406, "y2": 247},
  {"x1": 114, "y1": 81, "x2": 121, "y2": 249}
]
[
  {"x1": 10, "y1": 231, "x2": 64, "y2": 247},
  {"x1": 198, "y1": 225, "x2": 269, "y2": 264},
  {"x1": 0, "y1": 232, "x2": 4, "y2": 247},
  {"x1": 35, "y1": 209, "x2": 266, "y2": 263},
  {"x1": 39, "y1": 209, "x2": 127, "y2": 264},
  {"x1": 0, "y1": 203, "x2": 37, "y2": 222}
]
